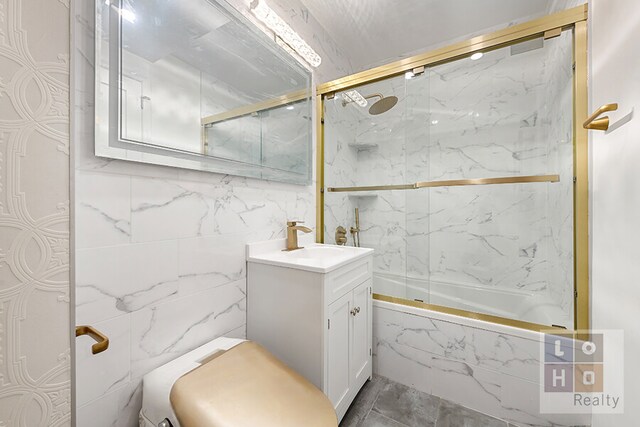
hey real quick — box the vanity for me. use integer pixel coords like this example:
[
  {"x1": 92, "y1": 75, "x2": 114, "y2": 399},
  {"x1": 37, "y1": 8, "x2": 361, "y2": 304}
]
[{"x1": 246, "y1": 234, "x2": 373, "y2": 421}]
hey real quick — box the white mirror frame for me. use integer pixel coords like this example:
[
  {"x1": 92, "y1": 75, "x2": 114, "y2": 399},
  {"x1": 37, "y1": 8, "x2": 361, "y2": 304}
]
[{"x1": 95, "y1": 0, "x2": 313, "y2": 184}]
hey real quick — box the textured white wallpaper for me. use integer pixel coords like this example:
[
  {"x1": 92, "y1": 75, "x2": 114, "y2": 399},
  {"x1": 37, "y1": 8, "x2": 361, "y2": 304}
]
[{"x1": 0, "y1": 0, "x2": 71, "y2": 425}]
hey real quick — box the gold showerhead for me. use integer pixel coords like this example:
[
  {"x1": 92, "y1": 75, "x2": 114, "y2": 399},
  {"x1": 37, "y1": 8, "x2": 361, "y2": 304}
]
[
  {"x1": 342, "y1": 91, "x2": 398, "y2": 115},
  {"x1": 368, "y1": 95, "x2": 398, "y2": 115}
]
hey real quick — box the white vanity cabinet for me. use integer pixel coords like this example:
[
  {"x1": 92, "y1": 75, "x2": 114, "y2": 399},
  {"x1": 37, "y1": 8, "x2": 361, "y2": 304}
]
[
  {"x1": 246, "y1": 240, "x2": 373, "y2": 421},
  {"x1": 326, "y1": 279, "x2": 372, "y2": 415}
]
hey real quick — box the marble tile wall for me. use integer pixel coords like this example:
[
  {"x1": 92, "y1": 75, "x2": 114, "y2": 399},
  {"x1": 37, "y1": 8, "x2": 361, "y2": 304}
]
[
  {"x1": 73, "y1": 1, "x2": 330, "y2": 424},
  {"x1": 373, "y1": 303, "x2": 591, "y2": 427}
]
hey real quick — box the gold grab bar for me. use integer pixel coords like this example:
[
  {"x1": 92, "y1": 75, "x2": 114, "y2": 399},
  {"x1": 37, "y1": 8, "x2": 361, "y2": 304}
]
[
  {"x1": 76, "y1": 325, "x2": 110, "y2": 355},
  {"x1": 583, "y1": 103, "x2": 618, "y2": 131},
  {"x1": 326, "y1": 174, "x2": 559, "y2": 193}
]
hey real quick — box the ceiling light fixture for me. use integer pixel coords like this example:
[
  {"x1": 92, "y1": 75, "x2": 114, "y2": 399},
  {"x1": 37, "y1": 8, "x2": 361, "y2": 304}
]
[
  {"x1": 341, "y1": 90, "x2": 368, "y2": 108},
  {"x1": 251, "y1": 0, "x2": 322, "y2": 68},
  {"x1": 405, "y1": 71, "x2": 415, "y2": 80},
  {"x1": 470, "y1": 52, "x2": 484, "y2": 61}
]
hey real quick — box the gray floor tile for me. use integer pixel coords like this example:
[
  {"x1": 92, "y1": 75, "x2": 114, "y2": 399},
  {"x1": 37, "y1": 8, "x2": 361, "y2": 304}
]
[
  {"x1": 361, "y1": 411, "x2": 408, "y2": 427},
  {"x1": 372, "y1": 381, "x2": 439, "y2": 427},
  {"x1": 436, "y1": 399, "x2": 507, "y2": 427},
  {"x1": 340, "y1": 376, "x2": 390, "y2": 427}
]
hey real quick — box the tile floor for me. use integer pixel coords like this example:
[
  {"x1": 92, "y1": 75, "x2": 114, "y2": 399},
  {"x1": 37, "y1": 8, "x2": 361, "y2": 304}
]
[{"x1": 339, "y1": 375, "x2": 518, "y2": 427}]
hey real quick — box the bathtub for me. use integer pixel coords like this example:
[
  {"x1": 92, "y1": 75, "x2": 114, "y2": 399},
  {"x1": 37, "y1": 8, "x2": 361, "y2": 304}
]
[
  {"x1": 371, "y1": 285, "x2": 591, "y2": 427},
  {"x1": 373, "y1": 271, "x2": 571, "y2": 328}
]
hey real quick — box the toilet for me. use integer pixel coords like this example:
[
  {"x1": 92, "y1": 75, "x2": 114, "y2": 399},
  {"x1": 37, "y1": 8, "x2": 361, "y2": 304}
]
[{"x1": 139, "y1": 337, "x2": 338, "y2": 427}]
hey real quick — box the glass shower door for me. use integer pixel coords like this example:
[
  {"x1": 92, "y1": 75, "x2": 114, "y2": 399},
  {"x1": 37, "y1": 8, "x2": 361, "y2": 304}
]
[
  {"x1": 323, "y1": 30, "x2": 575, "y2": 329},
  {"x1": 416, "y1": 32, "x2": 575, "y2": 328}
]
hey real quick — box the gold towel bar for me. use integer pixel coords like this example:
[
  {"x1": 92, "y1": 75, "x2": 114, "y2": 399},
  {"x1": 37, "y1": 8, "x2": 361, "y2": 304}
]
[
  {"x1": 583, "y1": 103, "x2": 618, "y2": 131},
  {"x1": 76, "y1": 325, "x2": 110, "y2": 355},
  {"x1": 327, "y1": 174, "x2": 560, "y2": 193}
]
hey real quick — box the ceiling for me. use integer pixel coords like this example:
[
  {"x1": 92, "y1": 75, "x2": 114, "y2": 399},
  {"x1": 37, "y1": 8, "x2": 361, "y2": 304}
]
[{"x1": 294, "y1": 0, "x2": 560, "y2": 74}]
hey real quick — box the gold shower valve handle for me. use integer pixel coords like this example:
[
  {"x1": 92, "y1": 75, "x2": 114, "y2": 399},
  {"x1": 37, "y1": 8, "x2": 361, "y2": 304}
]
[
  {"x1": 583, "y1": 103, "x2": 618, "y2": 131},
  {"x1": 76, "y1": 325, "x2": 110, "y2": 355}
]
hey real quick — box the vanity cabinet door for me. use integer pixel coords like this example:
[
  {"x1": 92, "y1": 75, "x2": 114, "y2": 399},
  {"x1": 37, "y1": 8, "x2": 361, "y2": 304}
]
[
  {"x1": 350, "y1": 280, "x2": 371, "y2": 387},
  {"x1": 327, "y1": 292, "x2": 352, "y2": 411}
]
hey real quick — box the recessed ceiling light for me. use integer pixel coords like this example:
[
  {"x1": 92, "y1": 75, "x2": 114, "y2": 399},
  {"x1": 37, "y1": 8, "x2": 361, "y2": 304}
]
[
  {"x1": 431, "y1": 120, "x2": 439, "y2": 125},
  {"x1": 470, "y1": 52, "x2": 484, "y2": 61},
  {"x1": 286, "y1": 105, "x2": 294, "y2": 110}
]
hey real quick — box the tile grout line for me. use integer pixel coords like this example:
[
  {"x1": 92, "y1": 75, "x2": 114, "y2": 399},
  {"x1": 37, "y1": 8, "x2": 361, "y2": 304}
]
[
  {"x1": 377, "y1": 411, "x2": 412, "y2": 427},
  {"x1": 354, "y1": 380, "x2": 384, "y2": 427}
]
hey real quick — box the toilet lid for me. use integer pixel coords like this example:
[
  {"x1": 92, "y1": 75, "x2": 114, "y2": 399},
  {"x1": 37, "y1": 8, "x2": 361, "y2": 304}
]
[{"x1": 170, "y1": 341, "x2": 338, "y2": 427}]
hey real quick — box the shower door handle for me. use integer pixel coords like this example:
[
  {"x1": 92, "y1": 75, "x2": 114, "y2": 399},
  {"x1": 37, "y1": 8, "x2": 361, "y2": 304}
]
[
  {"x1": 583, "y1": 103, "x2": 618, "y2": 131},
  {"x1": 76, "y1": 325, "x2": 109, "y2": 355}
]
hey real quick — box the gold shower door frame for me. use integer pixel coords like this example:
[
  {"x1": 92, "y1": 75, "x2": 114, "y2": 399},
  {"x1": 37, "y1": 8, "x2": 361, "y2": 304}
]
[{"x1": 315, "y1": 5, "x2": 589, "y2": 333}]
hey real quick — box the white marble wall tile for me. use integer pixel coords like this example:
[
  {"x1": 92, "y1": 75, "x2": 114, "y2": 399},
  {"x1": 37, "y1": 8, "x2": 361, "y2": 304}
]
[
  {"x1": 500, "y1": 375, "x2": 591, "y2": 427},
  {"x1": 213, "y1": 186, "x2": 292, "y2": 236},
  {"x1": 76, "y1": 170, "x2": 131, "y2": 249},
  {"x1": 77, "y1": 379, "x2": 142, "y2": 427},
  {"x1": 76, "y1": 314, "x2": 131, "y2": 407},
  {"x1": 373, "y1": 305, "x2": 589, "y2": 426},
  {"x1": 130, "y1": 279, "x2": 246, "y2": 379},
  {"x1": 76, "y1": 241, "x2": 179, "y2": 325},
  {"x1": 375, "y1": 324, "x2": 504, "y2": 419},
  {"x1": 77, "y1": 385, "x2": 120, "y2": 427},
  {"x1": 374, "y1": 306, "x2": 542, "y2": 383},
  {"x1": 178, "y1": 234, "x2": 247, "y2": 296},
  {"x1": 130, "y1": 178, "x2": 215, "y2": 242}
]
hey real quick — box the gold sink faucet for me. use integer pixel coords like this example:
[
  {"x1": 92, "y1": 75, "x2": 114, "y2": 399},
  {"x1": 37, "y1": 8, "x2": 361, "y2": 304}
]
[{"x1": 284, "y1": 220, "x2": 312, "y2": 251}]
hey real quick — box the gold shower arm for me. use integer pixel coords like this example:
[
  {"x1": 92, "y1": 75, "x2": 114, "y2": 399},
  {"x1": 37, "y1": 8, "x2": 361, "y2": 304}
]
[
  {"x1": 583, "y1": 103, "x2": 618, "y2": 131},
  {"x1": 364, "y1": 93, "x2": 384, "y2": 101}
]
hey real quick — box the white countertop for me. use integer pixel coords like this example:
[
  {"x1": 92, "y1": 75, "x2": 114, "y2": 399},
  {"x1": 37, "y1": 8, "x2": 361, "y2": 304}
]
[{"x1": 246, "y1": 236, "x2": 373, "y2": 273}]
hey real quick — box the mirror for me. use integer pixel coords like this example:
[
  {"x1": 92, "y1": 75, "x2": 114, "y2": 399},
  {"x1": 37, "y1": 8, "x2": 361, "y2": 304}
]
[{"x1": 95, "y1": 0, "x2": 313, "y2": 184}]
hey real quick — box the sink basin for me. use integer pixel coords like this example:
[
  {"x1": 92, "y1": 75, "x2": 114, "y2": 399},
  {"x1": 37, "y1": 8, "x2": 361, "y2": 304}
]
[{"x1": 247, "y1": 240, "x2": 373, "y2": 273}]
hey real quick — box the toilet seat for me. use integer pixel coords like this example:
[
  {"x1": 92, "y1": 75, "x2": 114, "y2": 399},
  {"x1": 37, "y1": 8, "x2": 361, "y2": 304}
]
[
  {"x1": 171, "y1": 341, "x2": 337, "y2": 427},
  {"x1": 141, "y1": 337, "x2": 245, "y2": 426},
  {"x1": 140, "y1": 337, "x2": 337, "y2": 427}
]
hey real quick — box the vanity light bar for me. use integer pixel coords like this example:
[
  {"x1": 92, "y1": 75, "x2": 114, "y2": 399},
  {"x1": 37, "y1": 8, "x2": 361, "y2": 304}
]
[
  {"x1": 251, "y1": 0, "x2": 322, "y2": 68},
  {"x1": 342, "y1": 90, "x2": 368, "y2": 107}
]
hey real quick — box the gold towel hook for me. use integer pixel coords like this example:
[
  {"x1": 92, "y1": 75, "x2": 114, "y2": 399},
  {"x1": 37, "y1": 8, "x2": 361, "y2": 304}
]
[
  {"x1": 76, "y1": 325, "x2": 110, "y2": 354},
  {"x1": 583, "y1": 103, "x2": 618, "y2": 131}
]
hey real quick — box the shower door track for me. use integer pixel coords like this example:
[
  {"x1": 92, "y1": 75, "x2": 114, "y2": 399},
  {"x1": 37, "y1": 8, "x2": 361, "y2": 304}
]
[
  {"x1": 326, "y1": 174, "x2": 560, "y2": 193},
  {"x1": 316, "y1": 4, "x2": 590, "y2": 334}
]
